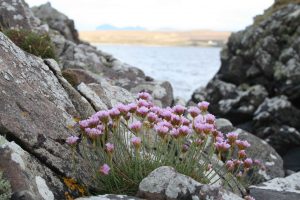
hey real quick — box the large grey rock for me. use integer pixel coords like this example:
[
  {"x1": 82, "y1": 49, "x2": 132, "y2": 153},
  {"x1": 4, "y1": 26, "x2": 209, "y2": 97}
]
[
  {"x1": 0, "y1": 0, "x2": 40, "y2": 30},
  {"x1": 249, "y1": 172, "x2": 300, "y2": 200},
  {"x1": 137, "y1": 166, "x2": 243, "y2": 200},
  {"x1": 189, "y1": 3, "x2": 300, "y2": 158},
  {"x1": 0, "y1": 136, "x2": 64, "y2": 200},
  {"x1": 253, "y1": 96, "x2": 300, "y2": 154},
  {"x1": 32, "y1": 2, "x2": 79, "y2": 43},
  {"x1": 0, "y1": 32, "x2": 90, "y2": 194}
]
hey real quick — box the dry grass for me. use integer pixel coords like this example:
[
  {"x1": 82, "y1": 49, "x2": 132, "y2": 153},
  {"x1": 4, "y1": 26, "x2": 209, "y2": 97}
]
[
  {"x1": 79, "y1": 30, "x2": 231, "y2": 46},
  {"x1": 254, "y1": 0, "x2": 300, "y2": 25}
]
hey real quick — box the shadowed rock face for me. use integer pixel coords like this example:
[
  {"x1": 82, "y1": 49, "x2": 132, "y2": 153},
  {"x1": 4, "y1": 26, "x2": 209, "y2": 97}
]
[{"x1": 189, "y1": 3, "x2": 300, "y2": 167}]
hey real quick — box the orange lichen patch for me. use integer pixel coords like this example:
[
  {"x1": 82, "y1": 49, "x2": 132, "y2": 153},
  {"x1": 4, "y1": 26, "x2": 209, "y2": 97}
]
[{"x1": 63, "y1": 177, "x2": 86, "y2": 199}]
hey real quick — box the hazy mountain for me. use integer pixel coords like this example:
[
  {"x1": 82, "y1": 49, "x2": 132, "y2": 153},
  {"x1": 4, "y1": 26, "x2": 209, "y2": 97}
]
[{"x1": 96, "y1": 24, "x2": 146, "y2": 31}]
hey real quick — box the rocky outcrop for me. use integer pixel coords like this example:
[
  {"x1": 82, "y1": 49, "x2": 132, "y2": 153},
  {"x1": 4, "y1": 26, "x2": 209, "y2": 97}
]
[
  {"x1": 189, "y1": 2, "x2": 300, "y2": 170},
  {"x1": 249, "y1": 172, "x2": 300, "y2": 200},
  {"x1": 138, "y1": 166, "x2": 243, "y2": 200},
  {"x1": 32, "y1": 2, "x2": 79, "y2": 43},
  {"x1": 0, "y1": 0, "x2": 40, "y2": 30}
]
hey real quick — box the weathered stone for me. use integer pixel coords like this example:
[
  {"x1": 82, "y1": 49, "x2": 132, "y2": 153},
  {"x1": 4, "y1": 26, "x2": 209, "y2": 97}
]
[
  {"x1": 249, "y1": 172, "x2": 300, "y2": 200},
  {"x1": 0, "y1": 32, "x2": 90, "y2": 192},
  {"x1": 137, "y1": 166, "x2": 243, "y2": 200},
  {"x1": 32, "y1": 2, "x2": 79, "y2": 43},
  {"x1": 0, "y1": 136, "x2": 64, "y2": 200},
  {"x1": 0, "y1": 0, "x2": 40, "y2": 30}
]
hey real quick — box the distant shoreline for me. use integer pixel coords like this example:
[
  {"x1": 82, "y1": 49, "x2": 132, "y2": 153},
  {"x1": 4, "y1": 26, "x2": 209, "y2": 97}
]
[{"x1": 79, "y1": 30, "x2": 231, "y2": 47}]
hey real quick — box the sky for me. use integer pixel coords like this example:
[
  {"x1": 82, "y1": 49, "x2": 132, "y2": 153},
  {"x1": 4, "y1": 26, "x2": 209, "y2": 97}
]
[{"x1": 26, "y1": 0, "x2": 274, "y2": 31}]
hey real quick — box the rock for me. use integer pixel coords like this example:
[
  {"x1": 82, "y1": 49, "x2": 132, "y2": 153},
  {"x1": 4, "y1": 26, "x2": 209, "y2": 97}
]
[
  {"x1": 62, "y1": 68, "x2": 98, "y2": 87},
  {"x1": 189, "y1": 2, "x2": 300, "y2": 159},
  {"x1": 130, "y1": 81, "x2": 173, "y2": 107},
  {"x1": 283, "y1": 147, "x2": 300, "y2": 172},
  {"x1": 253, "y1": 96, "x2": 300, "y2": 154},
  {"x1": 249, "y1": 172, "x2": 300, "y2": 200},
  {"x1": 0, "y1": 0, "x2": 40, "y2": 30},
  {"x1": 137, "y1": 166, "x2": 243, "y2": 200},
  {"x1": 0, "y1": 32, "x2": 90, "y2": 193},
  {"x1": 234, "y1": 128, "x2": 284, "y2": 183},
  {"x1": 0, "y1": 136, "x2": 64, "y2": 200},
  {"x1": 32, "y1": 2, "x2": 79, "y2": 43},
  {"x1": 75, "y1": 194, "x2": 142, "y2": 200},
  {"x1": 45, "y1": 59, "x2": 95, "y2": 119},
  {"x1": 215, "y1": 119, "x2": 285, "y2": 183}
]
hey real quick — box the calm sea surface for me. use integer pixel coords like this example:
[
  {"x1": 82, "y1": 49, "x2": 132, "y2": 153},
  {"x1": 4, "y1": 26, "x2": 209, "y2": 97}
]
[{"x1": 96, "y1": 44, "x2": 221, "y2": 100}]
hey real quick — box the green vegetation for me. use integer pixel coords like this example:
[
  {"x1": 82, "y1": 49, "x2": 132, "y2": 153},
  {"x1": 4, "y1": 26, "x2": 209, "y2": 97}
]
[
  {"x1": 3, "y1": 29, "x2": 56, "y2": 59},
  {"x1": 0, "y1": 171, "x2": 11, "y2": 200},
  {"x1": 254, "y1": 0, "x2": 300, "y2": 25}
]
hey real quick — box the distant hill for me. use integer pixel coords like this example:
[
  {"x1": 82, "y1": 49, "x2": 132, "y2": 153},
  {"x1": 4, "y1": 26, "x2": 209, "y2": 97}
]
[
  {"x1": 96, "y1": 24, "x2": 146, "y2": 31},
  {"x1": 79, "y1": 30, "x2": 231, "y2": 47}
]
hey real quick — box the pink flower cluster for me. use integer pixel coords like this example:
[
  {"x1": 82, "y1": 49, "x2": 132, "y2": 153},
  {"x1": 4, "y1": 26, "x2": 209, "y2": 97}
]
[{"x1": 67, "y1": 91, "x2": 255, "y2": 176}]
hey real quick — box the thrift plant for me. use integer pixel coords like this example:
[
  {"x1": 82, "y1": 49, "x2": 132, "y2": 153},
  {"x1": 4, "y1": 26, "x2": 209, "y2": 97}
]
[{"x1": 67, "y1": 92, "x2": 260, "y2": 195}]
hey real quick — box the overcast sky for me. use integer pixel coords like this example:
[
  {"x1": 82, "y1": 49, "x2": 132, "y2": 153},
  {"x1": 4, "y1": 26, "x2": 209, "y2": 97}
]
[{"x1": 26, "y1": 0, "x2": 274, "y2": 31}]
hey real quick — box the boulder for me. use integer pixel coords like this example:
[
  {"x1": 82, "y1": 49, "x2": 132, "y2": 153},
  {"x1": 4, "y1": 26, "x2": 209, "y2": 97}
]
[
  {"x1": 0, "y1": 136, "x2": 64, "y2": 200},
  {"x1": 137, "y1": 166, "x2": 243, "y2": 200},
  {"x1": 0, "y1": 0, "x2": 40, "y2": 30},
  {"x1": 0, "y1": 32, "x2": 90, "y2": 194},
  {"x1": 32, "y1": 2, "x2": 79, "y2": 43},
  {"x1": 253, "y1": 96, "x2": 300, "y2": 154},
  {"x1": 189, "y1": 2, "x2": 300, "y2": 159},
  {"x1": 249, "y1": 172, "x2": 300, "y2": 200}
]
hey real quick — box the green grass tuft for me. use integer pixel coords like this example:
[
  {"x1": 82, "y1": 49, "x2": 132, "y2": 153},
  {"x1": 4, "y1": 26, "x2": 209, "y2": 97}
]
[{"x1": 3, "y1": 29, "x2": 57, "y2": 59}]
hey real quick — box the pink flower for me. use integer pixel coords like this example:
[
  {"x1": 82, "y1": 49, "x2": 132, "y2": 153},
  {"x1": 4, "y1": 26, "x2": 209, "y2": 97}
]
[
  {"x1": 188, "y1": 106, "x2": 200, "y2": 118},
  {"x1": 244, "y1": 195, "x2": 255, "y2": 200},
  {"x1": 88, "y1": 116, "x2": 99, "y2": 126},
  {"x1": 131, "y1": 136, "x2": 142, "y2": 149},
  {"x1": 236, "y1": 140, "x2": 251, "y2": 150},
  {"x1": 194, "y1": 139, "x2": 203, "y2": 146},
  {"x1": 96, "y1": 111, "x2": 110, "y2": 123},
  {"x1": 244, "y1": 158, "x2": 253, "y2": 168},
  {"x1": 178, "y1": 126, "x2": 191, "y2": 137},
  {"x1": 137, "y1": 99, "x2": 150, "y2": 108},
  {"x1": 147, "y1": 112, "x2": 158, "y2": 123},
  {"x1": 225, "y1": 160, "x2": 235, "y2": 171},
  {"x1": 155, "y1": 125, "x2": 169, "y2": 138},
  {"x1": 127, "y1": 103, "x2": 137, "y2": 113},
  {"x1": 129, "y1": 121, "x2": 142, "y2": 133},
  {"x1": 194, "y1": 123, "x2": 206, "y2": 134},
  {"x1": 205, "y1": 114, "x2": 215, "y2": 124},
  {"x1": 181, "y1": 116, "x2": 190, "y2": 126},
  {"x1": 105, "y1": 143, "x2": 114, "y2": 154},
  {"x1": 116, "y1": 103, "x2": 129, "y2": 115},
  {"x1": 215, "y1": 141, "x2": 231, "y2": 152},
  {"x1": 66, "y1": 136, "x2": 79, "y2": 145},
  {"x1": 170, "y1": 128, "x2": 180, "y2": 139},
  {"x1": 171, "y1": 114, "x2": 181, "y2": 126},
  {"x1": 85, "y1": 128, "x2": 103, "y2": 139},
  {"x1": 99, "y1": 164, "x2": 110, "y2": 175},
  {"x1": 226, "y1": 132, "x2": 238, "y2": 144},
  {"x1": 109, "y1": 108, "x2": 120, "y2": 119},
  {"x1": 79, "y1": 120, "x2": 89, "y2": 129},
  {"x1": 198, "y1": 101, "x2": 210, "y2": 111},
  {"x1": 161, "y1": 109, "x2": 172, "y2": 121},
  {"x1": 136, "y1": 106, "x2": 149, "y2": 118},
  {"x1": 172, "y1": 105, "x2": 186, "y2": 115},
  {"x1": 182, "y1": 144, "x2": 189, "y2": 153},
  {"x1": 137, "y1": 92, "x2": 152, "y2": 101},
  {"x1": 238, "y1": 150, "x2": 247, "y2": 159}
]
